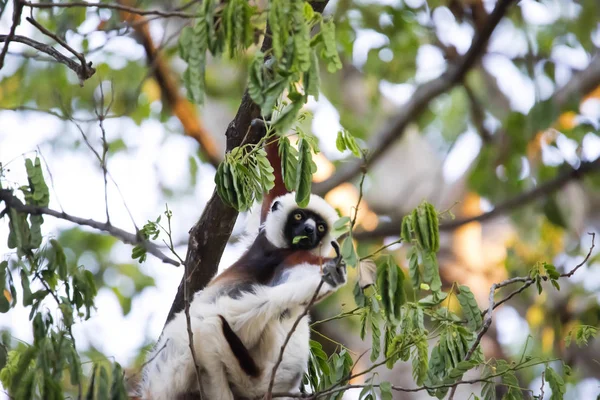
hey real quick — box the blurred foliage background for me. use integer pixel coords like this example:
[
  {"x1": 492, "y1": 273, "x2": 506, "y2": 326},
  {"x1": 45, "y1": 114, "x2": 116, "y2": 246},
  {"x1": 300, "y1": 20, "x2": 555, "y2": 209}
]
[{"x1": 1, "y1": 0, "x2": 600, "y2": 398}]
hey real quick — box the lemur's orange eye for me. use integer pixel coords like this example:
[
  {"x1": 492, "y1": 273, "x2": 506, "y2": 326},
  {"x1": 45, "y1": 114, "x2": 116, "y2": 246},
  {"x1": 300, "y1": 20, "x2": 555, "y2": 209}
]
[
  {"x1": 318, "y1": 225, "x2": 325, "y2": 232},
  {"x1": 294, "y1": 213, "x2": 302, "y2": 221}
]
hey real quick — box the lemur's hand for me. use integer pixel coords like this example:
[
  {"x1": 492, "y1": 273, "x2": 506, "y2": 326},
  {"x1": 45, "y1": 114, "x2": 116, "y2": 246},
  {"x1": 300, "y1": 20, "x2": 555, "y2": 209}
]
[{"x1": 322, "y1": 241, "x2": 347, "y2": 288}]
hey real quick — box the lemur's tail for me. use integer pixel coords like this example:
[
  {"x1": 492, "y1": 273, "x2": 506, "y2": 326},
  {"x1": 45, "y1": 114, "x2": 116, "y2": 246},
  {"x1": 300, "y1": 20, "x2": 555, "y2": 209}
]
[{"x1": 218, "y1": 315, "x2": 261, "y2": 378}]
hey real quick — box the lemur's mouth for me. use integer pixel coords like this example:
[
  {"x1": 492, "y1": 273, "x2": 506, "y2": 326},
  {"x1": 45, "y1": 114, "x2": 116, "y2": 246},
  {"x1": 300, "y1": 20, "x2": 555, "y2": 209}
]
[{"x1": 292, "y1": 235, "x2": 316, "y2": 249}]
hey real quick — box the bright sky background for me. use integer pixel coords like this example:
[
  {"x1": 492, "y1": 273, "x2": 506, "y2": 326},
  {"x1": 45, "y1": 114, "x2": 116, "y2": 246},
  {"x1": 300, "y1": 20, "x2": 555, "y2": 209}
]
[{"x1": 1, "y1": 0, "x2": 599, "y2": 399}]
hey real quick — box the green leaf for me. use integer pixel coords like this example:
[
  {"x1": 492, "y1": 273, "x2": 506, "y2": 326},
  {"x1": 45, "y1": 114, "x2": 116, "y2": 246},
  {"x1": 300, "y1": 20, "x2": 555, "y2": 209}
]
[
  {"x1": 248, "y1": 51, "x2": 265, "y2": 106},
  {"x1": 401, "y1": 215, "x2": 412, "y2": 244},
  {"x1": 292, "y1": 4, "x2": 311, "y2": 72},
  {"x1": 20, "y1": 270, "x2": 33, "y2": 307},
  {"x1": 110, "y1": 363, "x2": 127, "y2": 400},
  {"x1": 0, "y1": 262, "x2": 10, "y2": 313},
  {"x1": 295, "y1": 138, "x2": 313, "y2": 207},
  {"x1": 335, "y1": 129, "x2": 361, "y2": 157},
  {"x1": 501, "y1": 369, "x2": 522, "y2": 399},
  {"x1": 268, "y1": 0, "x2": 289, "y2": 60},
  {"x1": 457, "y1": 285, "x2": 483, "y2": 331},
  {"x1": 86, "y1": 364, "x2": 98, "y2": 400},
  {"x1": 293, "y1": 235, "x2": 309, "y2": 244},
  {"x1": 304, "y1": 50, "x2": 320, "y2": 99},
  {"x1": 481, "y1": 366, "x2": 496, "y2": 400},
  {"x1": 333, "y1": 216, "x2": 351, "y2": 230},
  {"x1": 341, "y1": 237, "x2": 358, "y2": 268},
  {"x1": 97, "y1": 365, "x2": 109, "y2": 400},
  {"x1": 376, "y1": 256, "x2": 405, "y2": 324},
  {"x1": 412, "y1": 334, "x2": 429, "y2": 385},
  {"x1": 67, "y1": 344, "x2": 81, "y2": 386},
  {"x1": 379, "y1": 381, "x2": 393, "y2": 400},
  {"x1": 261, "y1": 76, "x2": 290, "y2": 116},
  {"x1": 279, "y1": 136, "x2": 299, "y2": 191},
  {"x1": 369, "y1": 311, "x2": 381, "y2": 362},
  {"x1": 273, "y1": 98, "x2": 305, "y2": 133},
  {"x1": 545, "y1": 366, "x2": 565, "y2": 400},
  {"x1": 320, "y1": 19, "x2": 342, "y2": 72},
  {"x1": 49, "y1": 239, "x2": 68, "y2": 281},
  {"x1": 407, "y1": 247, "x2": 420, "y2": 288},
  {"x1": 11, "y1": 345, "x2": 36, "y2": 395},
  {"x1": 422, "y1": 252, "x2": 442, "y2": 293}
]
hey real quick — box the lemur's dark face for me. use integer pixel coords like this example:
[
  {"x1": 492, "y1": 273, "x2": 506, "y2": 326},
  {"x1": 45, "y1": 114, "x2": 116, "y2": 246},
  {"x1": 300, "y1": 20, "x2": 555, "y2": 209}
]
[{"x1": 284, "y1": 208, "x2": 329, "y2": 250}]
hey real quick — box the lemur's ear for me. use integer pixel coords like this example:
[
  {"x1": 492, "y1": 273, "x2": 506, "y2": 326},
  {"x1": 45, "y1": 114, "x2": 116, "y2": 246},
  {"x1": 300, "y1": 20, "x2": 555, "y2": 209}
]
[{"x1": 271, "y1": 201, "x2": 281, "y2": 212}]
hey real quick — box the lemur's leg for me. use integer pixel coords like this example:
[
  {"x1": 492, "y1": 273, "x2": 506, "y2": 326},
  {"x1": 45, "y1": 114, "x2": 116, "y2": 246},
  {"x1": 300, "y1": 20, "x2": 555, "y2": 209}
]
[
  {"x1": 200, "y1": 361, "x2": 236, "y2": 400},
  {"x1": 141, "y1": 312, "x2": 237, "y2": 400},
  {"x1": 141, "y1": 317, "x2": 198, "y2": 399}
]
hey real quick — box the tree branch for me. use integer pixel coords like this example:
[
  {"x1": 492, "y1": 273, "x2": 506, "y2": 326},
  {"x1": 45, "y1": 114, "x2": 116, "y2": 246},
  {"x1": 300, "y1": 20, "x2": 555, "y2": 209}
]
[
  {"x1": 0, "y1": 34, "x2": 94, "y2": 80},
  {"x1": 554, "y1": 55, "x2": 600, "y2": 107},
  {"x1": 466, "y1": 232, "x2": 595, "y2": 362},
  {"x1": 313, "y1": 0, "x2": 517, "y2": 196},
  {"x1": 0, "y1": 189, "x2": 179, "y2": 266},
  {"x1": 21, "y1": 1, "x2": 196, "y2": 19},
  {"x1": 354, "y1": 158, "x2": 600, "y2": 239},
  {"x1": 24, "y1": 17, "x2": 95, "y2": 84},
  {"x1": 164, "y1": 0, "x2": 331, "y2": 323},
  {"x1": 117, "y1": 0, "x2": 221, "y2": 168},
  {"x1": 0, "y1": 0, "x2": 24, "y2": 70}
]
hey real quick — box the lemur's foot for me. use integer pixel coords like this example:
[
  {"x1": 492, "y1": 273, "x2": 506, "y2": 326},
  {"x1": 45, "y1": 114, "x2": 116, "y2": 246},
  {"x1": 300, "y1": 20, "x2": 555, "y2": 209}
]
[{"x1": 322, "y1": 241, "x2": 347, "y2": 288}]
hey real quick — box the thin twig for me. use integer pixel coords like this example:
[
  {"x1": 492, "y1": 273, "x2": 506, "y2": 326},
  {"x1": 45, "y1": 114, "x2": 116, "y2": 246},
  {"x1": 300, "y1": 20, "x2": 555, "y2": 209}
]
[
  {"x1": 117, "y1": 0, "x2": 221, "y2": 167},
  {"x1": 448, "y1": 233, "x2": 596, "y2": 400},
  {"x1": 1, "y1": 105, "x2": 123, "y2": 122},
  {"x1": 310, "y1": 307, "x2": 361, "y2": 327},
  {"x1": 25, "y1": 16, "x2": 95, "y2": 84},
  {"x1": 314, "y1": 0, "x2": 517, "y2": 196},
  {"x1": 22, "y1": 1, "x2": 196, "y2": 18},
  {"x1": 266, "y1": 280, "x2": 326, "y2": 400},
  {"x1": 0, "y1": 0, "x2": 24, "y2": 70},
  {"x1": 93, "y1": 82, "x2": 114, "y2": 224},
  {"x1": 475, "y1": 234, "x2": 594, "y2": 361},
  {"x1": 360, "y1": 239, "x2": 402, "y2": 261},
  {"x1": 356, "y1": 158, "x2": 600, "y2": 239},
  {"x1": 0, "y1": 189, "x2": 179, "y2": 266},
  {"x1": 464, "y1": 83, "x2": 494, "y2": 143},
  {"x1": 273, "y1": 359, "x2": 556, "y2": 398},
  {"x1": 69, "y1": 117, "x2": 139, "y2": 230},
  {"x1": 183, "y1": 264, "x2": 204, "y2": 399}
]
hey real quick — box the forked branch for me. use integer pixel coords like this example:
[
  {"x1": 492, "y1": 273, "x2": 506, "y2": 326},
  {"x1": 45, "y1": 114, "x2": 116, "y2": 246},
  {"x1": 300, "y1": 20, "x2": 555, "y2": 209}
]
[{"x1": 0, "y1": 189, "x2": 179, "y2": 266}]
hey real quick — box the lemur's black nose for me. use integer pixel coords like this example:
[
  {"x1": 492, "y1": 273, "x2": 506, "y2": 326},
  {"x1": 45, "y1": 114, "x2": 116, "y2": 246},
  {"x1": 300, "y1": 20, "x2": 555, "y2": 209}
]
[{"x1": 304, "y1": 225, "x2": 314, "y2": 234}]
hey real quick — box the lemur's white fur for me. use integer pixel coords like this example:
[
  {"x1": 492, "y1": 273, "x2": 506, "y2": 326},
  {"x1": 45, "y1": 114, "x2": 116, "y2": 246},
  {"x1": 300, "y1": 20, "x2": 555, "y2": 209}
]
[{"x1": 140, "y1": 193, "x2": 345, "y2": 400}]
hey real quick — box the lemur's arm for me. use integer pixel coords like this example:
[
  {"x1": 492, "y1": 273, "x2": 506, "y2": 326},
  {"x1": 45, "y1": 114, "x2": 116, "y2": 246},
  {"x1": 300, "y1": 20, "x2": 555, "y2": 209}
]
[{"x1": 219, "y1": 244, "x2": 346, "y2": 346}]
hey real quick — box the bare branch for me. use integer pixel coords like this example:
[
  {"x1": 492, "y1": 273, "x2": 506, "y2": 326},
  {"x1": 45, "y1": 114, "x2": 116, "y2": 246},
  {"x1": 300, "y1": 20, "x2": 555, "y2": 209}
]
[
  {"x1": 117, "y1": 0, "x2": 221, "y2": 167},
  {"x1": 21, "y1": 1, "x2": 196, "y2": 18},
  {"x1": 354, "y1": 158, "x2": 600, "y2": 239},
  {"x1": 24, "y1": 16, "x2": 95, "y2": 84},
  {"x1": 464, "y1": 83, "x2": 494, "y2": 143},
  {"x1": 184, "y1": 265, "x2": 204, "y2": 399},
  {"x1": 468, "y1": 233, "x2": 596, "y2": 359},
  {"x1": 0, "y1": 188, "x2": 179, "y2": 266},
  {"x1": 554, "y1": 55, "x2": 600, "y2": 107},
  {"x1": 0, "y1": 0, "x2": 24, "y2": 70},
  {"x1": 313, "y1": 0, "x2": 517, "y2": 196}
]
